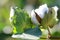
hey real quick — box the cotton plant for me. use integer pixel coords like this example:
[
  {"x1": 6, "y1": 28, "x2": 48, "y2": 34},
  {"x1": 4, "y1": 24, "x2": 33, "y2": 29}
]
[
  {"x1": 31, "y1": 4, "x2": 59, "y2": 38},
  {"x1": 11, "y1": 8, "x2": 31, "y2": 32},
  {"x1": 41, "y1": 6, "x2": 59, "y2": 38},
  {"x1": 31, "y1": 4, "x2": 49, "y2": 37},
  {"x1": 9, "y1": 6, "x2": 39, "y2": 40},
  {"x1": 8, "y1": 4, "x2": 59, "y2": 40}
]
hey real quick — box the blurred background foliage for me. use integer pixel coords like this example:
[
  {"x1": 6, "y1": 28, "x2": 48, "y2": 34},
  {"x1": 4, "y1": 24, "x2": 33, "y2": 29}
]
[{"x1": 0, "y1": 0, "x2": 60, "y2": 40}]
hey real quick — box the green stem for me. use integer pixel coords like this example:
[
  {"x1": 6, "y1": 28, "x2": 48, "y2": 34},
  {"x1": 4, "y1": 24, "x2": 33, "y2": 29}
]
[{"x1": 47, "y1": 27, "x2": 51, "y2": 39}]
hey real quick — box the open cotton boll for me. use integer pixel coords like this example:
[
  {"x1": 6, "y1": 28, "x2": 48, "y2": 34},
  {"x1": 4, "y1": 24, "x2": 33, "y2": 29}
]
[
  {"x1": 12, "y1": 33, "x2": 39, "y2": 40},
  {"x1": 31, "y1": 4, "x2": 49, "y2": 25},
  {"x1": 9, "y1": 7, "x2": 14, "y2": 22},
  {"x1": 31, "y1": 9, "x2": 40, "y2": 25},
  {"x1": 3, "y1": 26, "x2": 13, "y2": 34},
  {"x1": 47, "y1": 6, "x2": 59, "y2": 34},
  {"x1": 52, "y1": 6, "x2": 59, "y2": 21},
  {"x1": 52, "y1": 6, "x2": 59, "y2": 13},
  {"x1": 35, "y1": 4, "x2": 49, "y2": 18},
  {"x1": 39, "y1": 4, "x2": 48, "y2": 13}
]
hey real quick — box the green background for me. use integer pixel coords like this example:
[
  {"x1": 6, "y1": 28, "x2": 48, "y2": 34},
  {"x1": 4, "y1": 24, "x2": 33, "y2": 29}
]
[{"x1": 0, "y1": 0, "x2": 60, "y2": 40}]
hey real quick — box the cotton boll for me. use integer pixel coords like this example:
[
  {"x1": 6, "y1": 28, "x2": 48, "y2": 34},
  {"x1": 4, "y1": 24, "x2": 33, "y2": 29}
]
[
  {"x1": 39, "y1": 4, "x2": 48, "y2": 13},
  {"x1": 52, "y1": 6, "x2": 59, "y2": 19},
  {"x1": 12, "y1": 33, "x2": 39, "y2": 40},
  {"x1": 52, "y1": 6, "x2": 59, "y2": 13},
  {"x1": 35, "y1": 4, "x2": 49, "y2": 18},
  {"x1": 3, "y1": 26, "x2": 13, "y2": 34},
  {"x1": 31, "y1": 4, "x2": 49, "y2": 25},
  {"x1": 31, "y1": 10, "x2": 40, "y2": 25},
  {"x1": 9, "y1": 7, "x2": 14, "y2": 22}
]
